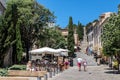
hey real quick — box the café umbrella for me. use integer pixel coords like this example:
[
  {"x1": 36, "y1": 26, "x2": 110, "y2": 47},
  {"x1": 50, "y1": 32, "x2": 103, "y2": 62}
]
[
  {"x1": 29, "y1": 47, "x2": 60, "y2": 60},
  {"x1": 56, "y1": 48, "x2": 69, "y2": 56},
  {"x1": 29, "y1": 47, "x2": 59, "y2": 54}
]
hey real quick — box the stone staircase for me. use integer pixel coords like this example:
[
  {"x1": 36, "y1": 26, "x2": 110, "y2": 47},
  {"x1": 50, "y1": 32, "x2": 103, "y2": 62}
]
[
  {"x1": 73, "y1": 52, "x2": 97, "y2": 66},
  {"x1": 73, "y1": 27, "x2": 97, "y2": 66}
]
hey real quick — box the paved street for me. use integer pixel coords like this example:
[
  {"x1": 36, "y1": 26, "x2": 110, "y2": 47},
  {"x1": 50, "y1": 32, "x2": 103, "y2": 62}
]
[
  {"x1": 47, "y1": 52, "x2": 120, "y2": 80},
  {"x1": 29, "y1": 52, "x2": 120, "y2": 80},
  {"x1": 48, "y1": 65, "x2": 120, "y2": 80}
]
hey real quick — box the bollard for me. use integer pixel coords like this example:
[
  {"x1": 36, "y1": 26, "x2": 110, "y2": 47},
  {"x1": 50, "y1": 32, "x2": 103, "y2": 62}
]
[
  {"x1": 53, "y1": 68, "x2": 55, "y2": 76},
  {"x1": 44, "y1": 74, "x2": 48, "y2": 80},
  {"x1": 37, "y1": 77, "x2": 41, "y2": 80},
  {"x1": 49, "y1": 71, "x2": 52, "y2": 78}
]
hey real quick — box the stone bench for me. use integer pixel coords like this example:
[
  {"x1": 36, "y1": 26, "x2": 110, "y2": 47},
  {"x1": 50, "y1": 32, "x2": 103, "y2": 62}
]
[
  {"x1": 0, "y1": 77, "x2": 28, "y2": 80},
  {"x1": 7, "y1": 70, "x2": 48, "y2": 80}
]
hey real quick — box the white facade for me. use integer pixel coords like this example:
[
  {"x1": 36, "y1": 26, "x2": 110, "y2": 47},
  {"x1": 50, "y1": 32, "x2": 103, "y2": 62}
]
[
  {"x1": 87, "y1": 12, "x2": 113, "y2": 55},
  {"x1": 93, "y1": 12, "x2": 112, "y2": 55},
  {"x1": 87, "y1": 22, "x2": 96, "y2": 50},
  {"x1": 88, "y1": 29, "x2": 93, "y2": 47}
]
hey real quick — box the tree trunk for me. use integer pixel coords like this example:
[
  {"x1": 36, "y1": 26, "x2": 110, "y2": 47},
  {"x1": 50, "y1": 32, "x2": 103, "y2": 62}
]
[
  {"x1": 109, "y1": 56, "x2": 113, "y2": 69},
  {"x1": 118, "y1": 62, "x2": 120, "y2": 72},
  {"x1": 117, "y1": 53, "x2": 120, "y2": 72},
  {"x1": 3, "y1": 46, "x2": 13, "y2": 67},
  {"x1": 12, "y1": 44, "x2": 17, "y2": 64},
  {"x1": 26, "y1": 43, "x2": 30, "y2": 62}
]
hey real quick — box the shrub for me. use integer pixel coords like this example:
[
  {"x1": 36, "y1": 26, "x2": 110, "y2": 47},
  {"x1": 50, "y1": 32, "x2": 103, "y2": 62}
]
[
  {"x1": 113, "y1": 60, "x2": 118, "y2": 70},
  {"x1": 0, "y1": 69, "x2": 8, "y2": 76},
  {"x1": 8, "y1": 65, "x2": 26, "y2": 70}
]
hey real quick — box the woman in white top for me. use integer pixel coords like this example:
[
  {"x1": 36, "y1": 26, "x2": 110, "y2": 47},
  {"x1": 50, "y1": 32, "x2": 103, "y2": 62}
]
[
  {"x1": 77, "y1": 57, "x2": 82, "y2": 71},
  {"x1": 26, "y1": 61, "x2": 36, "y2": 71}
]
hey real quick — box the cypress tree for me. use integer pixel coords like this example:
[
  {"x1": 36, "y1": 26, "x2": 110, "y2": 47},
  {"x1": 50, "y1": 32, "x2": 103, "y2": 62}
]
[
  {"x1": 77, "y1": 21, "x2": 84, "y2": 41},
  {"x1": 67, "y1": 16, "x2": 74, "y2": 57},
  {"x1": 16, "y1": 21, "x2": 23, "y2": 63}
]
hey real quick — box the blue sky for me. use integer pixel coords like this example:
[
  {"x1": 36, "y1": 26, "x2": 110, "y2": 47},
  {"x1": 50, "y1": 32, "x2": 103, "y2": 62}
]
[{"x1": 37, "y1": 0, "x2": 120, "y2": 28}]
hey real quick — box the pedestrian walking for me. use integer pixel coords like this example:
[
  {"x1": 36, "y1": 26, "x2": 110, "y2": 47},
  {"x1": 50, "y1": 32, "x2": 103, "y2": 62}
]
[
  {"x1": 82, "y1": 59, "x2": 87, "y2": 71},
  {"x1": 77, "y1": 57, "x2": 83, "y2": 71},
  {"x1": 64, "y1": 58, "x2": 69, "y2": 69},
  {"x1": 86, "y1": 46, "x2": 89, "y2": 55},
  {"x1": 88, "y1": 46, "x2": 93, "y2": 56}
]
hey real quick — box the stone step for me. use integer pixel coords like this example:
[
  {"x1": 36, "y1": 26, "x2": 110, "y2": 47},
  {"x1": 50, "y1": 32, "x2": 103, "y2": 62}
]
[{"x1": 74, "y1": 52, "x2": 97, "y2": 66}]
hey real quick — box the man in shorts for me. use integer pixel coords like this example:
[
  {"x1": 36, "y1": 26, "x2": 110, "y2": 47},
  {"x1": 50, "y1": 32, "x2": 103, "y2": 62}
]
[{"x1": 77, "y1": 57, "x2": 83, "y2": 71}]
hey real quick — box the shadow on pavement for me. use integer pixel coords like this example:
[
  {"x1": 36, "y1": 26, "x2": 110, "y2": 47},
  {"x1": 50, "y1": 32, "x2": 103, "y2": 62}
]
[{"x1": 104, "y1": 70, "x2": 120, "y2": 74}]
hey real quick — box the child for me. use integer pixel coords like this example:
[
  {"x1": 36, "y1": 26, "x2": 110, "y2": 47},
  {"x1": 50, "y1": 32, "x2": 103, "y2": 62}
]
[{"x1": 83, "y1": 59, "x2": 87, "y2": 71}]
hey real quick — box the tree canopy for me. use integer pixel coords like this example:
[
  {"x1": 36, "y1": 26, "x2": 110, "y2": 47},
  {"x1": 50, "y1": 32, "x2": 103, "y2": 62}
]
[
  {"x1": 0, "y1": 0, "x2": 56, "y2": 66},
  {"x1": 102, "y1": 6, "x2": 120, "y2": 71},
  {"x1": 77, "y1": 21, "x2": 84, "y2": 41},
  {"x1": 102, "y1": 13, "x2": 120, "y2": 56}
]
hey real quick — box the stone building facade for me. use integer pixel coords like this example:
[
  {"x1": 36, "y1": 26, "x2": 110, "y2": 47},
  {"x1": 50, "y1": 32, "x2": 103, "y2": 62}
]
[
  {"x1": 86, "y1": 12, "x2": 113, "y2": 64},
  {"x1": 87, "y1": 12, "x2": 113, "y2": 55},
  {"x1": 0, "y1": 0, "x2": 6, "y2": 15}
]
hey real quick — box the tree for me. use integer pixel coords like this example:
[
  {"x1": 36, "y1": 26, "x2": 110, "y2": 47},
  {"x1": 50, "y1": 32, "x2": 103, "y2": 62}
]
[
  {"x1": 85, "y1": 20, "x2": 98, "y2": 35},
  {"x1": 102, "y1": 5, "x2": 120, "y2": 71},
  {"x1": 85, "y1": 22, "x2": 92, "y2": 34},
  {"x1": 49, "y1": 28, "x2": 67, "y2": 49},
  {"x1": 102, "y1": 13, "x2": 117, "y2": 56},
  {"x1": 19, "y1": 0, "x2": 55, "y2": 61},
  {"x1": 77, "y1": 21, "x2": 84, "y2": 41},
  {"x1": 0, "y1": 0, "x2": 55, "y2": 66},
  {"x1": 16, "y1": 21, "x2": 23, "y2": 63},
  {"x1": 37, "y1": 28, "x2": 67, "y2": 49},
  {"x1": 1, "y1": 0, "x2": 19, "y2": 65},
  {"x1": 0, "y1": 16, "x2": 9, "y2": 66},
  {"x1": 67, "y1": 16, "x2": 74, "y2": 57}
]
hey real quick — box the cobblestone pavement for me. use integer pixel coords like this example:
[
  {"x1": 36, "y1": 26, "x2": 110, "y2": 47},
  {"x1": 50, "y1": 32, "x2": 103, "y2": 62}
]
[{"x1": 48, "y1": 65, "x2": 120, "y2": 80}]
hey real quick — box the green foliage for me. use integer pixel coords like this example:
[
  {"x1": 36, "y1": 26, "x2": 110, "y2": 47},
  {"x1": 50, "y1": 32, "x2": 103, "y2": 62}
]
[
  {"x1": 0, "y1": 16, "x2": 6, "y2": 55},
  {"x1": 67, "y1": 16, "x2": 74, "y2": 57},
  {"x1": 37, "y1": 28, "x2": 67, "y2": 49},
  {"x1": 0, "y1": 69, "x2": 8, "y2": 76},
  {"x1": 8, "y1": 65, "x2": 26, "y2": 70},
  {"x1": 102, "y1": 7, "x2": 120, "y2": 56},
  {"x1": 19, "y1": 0, "x2": 55, "y2": 61},
  {"x1": 16, "y1": 22, "x2": 23, "y2": 63},
  {"x1": 77, "y1": 21, "x2": 84, "y2": 41},
  {"x1": 0, "y1": 0, "x2": 55, "y2": 66},
  {"x1": 113, "y1": 59, "x2": 118, "y2": 70},
  {"x1": 51, "y1": 29, "x2": 67, "y2": 49},
  {"x1": 1, "y1": 0, "x2": 27, "y2": 64},
  {"x1": 101, "y1": 4, "x2": 120, "y2": 72},
  {"x1": 85, "y1": 22, "x2": 92, "y2": 34},
  {"x1": 102, "y1": 14, "x2": 120, "y2": 54},
  {"x1": 85, "y1": 20, "x2": 98, "y2": 35}
]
